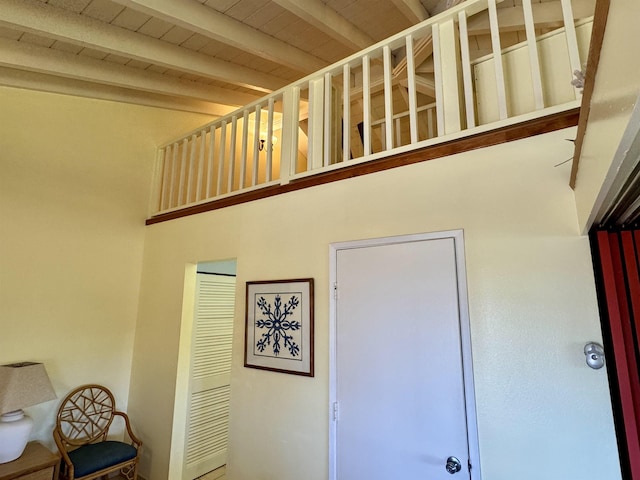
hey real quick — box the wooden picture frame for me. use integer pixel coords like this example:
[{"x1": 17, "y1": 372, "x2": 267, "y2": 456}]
[{"x1": 244, "y1": 278, "x2": 314, "y2": 376}]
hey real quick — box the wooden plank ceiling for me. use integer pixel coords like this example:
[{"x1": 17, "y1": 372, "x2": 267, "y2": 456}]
[{"x1": 0, "y1": 0, "x2": 591, "y2": 116}]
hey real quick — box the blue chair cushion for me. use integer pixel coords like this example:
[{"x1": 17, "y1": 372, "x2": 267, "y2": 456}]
[{"x1": 68, "y1": 441, "x2": 137, "y2": 477}]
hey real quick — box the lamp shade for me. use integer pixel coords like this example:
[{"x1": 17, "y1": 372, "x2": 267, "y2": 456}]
[{"x1": 0, "y1": 362, "x2": 56, "y2": 414}]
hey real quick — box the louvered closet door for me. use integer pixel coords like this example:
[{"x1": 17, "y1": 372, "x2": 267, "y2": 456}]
[{"x1": 185, "y1": 273, "x2": 236, "y2": 479}]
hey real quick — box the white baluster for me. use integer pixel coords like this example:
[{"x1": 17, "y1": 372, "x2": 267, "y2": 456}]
[
  {"x1": 405, "y1": 35, "x2": 418, "y2": 144},
  {"x1": 343, "y1": 63, "x2": 351, "y2": 163}
]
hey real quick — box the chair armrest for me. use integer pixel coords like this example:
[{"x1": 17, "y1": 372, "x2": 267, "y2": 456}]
[
  {"x1": 53, "y1": 428, "x2": 75, "y2": 479},
  {"x1": 113, "y1": 411, "x2": 143, "y2": 449}
]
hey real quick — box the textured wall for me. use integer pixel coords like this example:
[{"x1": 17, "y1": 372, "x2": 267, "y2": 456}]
[
  {"x1": 133, "y1": 126, "x2": 621, "y2": 480},
  {"x1": 0, "y1": 86, "x2": 212, "y2": 450}
]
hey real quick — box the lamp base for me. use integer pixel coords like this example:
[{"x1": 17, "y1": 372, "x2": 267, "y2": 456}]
[{"x1": 0, "y1": 410, "x2": 32, "y2": 464}]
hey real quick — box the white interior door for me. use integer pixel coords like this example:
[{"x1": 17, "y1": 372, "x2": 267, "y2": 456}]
[
  {"x1": 184, "y1": 273, "x2": 236, "y2": 479},
  {"x1": 330, "y1": 232, "x2": 479, "y2": 480}
]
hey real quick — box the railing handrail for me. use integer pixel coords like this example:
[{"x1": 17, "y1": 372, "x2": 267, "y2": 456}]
[
  {"x1": 159, "y1": 0, "x2": 496, "y2": 149},
  {"x1": 151, "y1": 0, "x2": 592, "y2": 218}
]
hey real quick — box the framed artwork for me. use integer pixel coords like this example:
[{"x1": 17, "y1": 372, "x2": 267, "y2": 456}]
[{"x1": 244, "y1": 278, "x2": 314, "y2": 376}]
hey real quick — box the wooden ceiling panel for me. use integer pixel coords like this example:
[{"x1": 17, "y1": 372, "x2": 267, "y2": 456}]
[
  {"x1": 146, "y1": 64, "x2": 169, "y2": 75},
  {"x1": 309, "y1": 39, "x2": 352, "y2": 64},
  {"x1": 223, "y1": 0, "x2": 271, "y2": 22},
  {"x1": 196, "y1": 40, "x2": 228, "y2": 58},
  {"x1": 50, "y1": 40, "x2": 83, "y2": 54},
  {"x1": 135, "y1": 16, "x2": 174, "y2": 38},
  {"x1": 0, "y1": 25, "x2": 22, "y2": 41},
  {"x1": 78, "y1": 46, "x2": 109, "y2": 60},
  {"x1": 19, "y1": 32, "x2": 55, "y2": 48},
  {"x1": 126, "y1": 58, "x2": 152, "y2": 69},
  {"x1": 0, "y1": 0, "x2": 551, "y2": 114},
  {"x1": 179, "y1": 33, "x2": 211, "y2": 52},
  {"x1": 160, "y1": 25, "x2": 196, "y2": 45},
  {"x1": 81, "y1": 0, "x2": 125, "y2": 23},
  {"x1": 103, "y1": 52, "x2": 132, "y2": 64},
  {"x1": 258, "y1": 9, "x2": 299, "y2": 37},
  {"x1": 111, "y1": 7, "x2": 150, "y2": 30},
  {"x1": 242, "y1": 2, "x2": 288, "y2": 29},
  {"x1": 46, "y1": 0, "x2": 92, "y2": 13}
]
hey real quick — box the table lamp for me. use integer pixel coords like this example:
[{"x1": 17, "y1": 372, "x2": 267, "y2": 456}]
[{"x1": 0, "y1": 362, "x2": 56, "y2": 463}]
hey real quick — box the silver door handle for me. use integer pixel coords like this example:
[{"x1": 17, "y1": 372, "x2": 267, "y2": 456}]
[{"x1": 445, "y1": 456, "x2": 462, "y2": 474}]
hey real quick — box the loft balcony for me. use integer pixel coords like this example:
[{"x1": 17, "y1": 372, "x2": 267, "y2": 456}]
[{"x1": 147, "y1": 0, "x2": 594, "y2": 224}]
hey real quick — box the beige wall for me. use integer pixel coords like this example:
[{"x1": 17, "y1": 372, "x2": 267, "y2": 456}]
[
  {"x1": 0, "y1": 86, "x2": 212, "y2": 450},
  {"x1": 133, "y1": 127, "x2": 621, "y2": 480},
  {"x1": 573, "y1": 0, "x2": 640, "y2": 232}
]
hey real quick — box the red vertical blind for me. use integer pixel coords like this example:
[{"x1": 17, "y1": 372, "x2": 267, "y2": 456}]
[{"x1": 594, "y1": 229, "x2": 640, "y2": 479}]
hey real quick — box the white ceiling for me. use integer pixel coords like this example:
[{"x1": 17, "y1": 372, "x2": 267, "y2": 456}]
[
  {"x1": 0, "y1": 0, "x2": 461, "y2": 115},
  {"x1": 0, "y1": 0, "x2": 594, "y2": 117}
]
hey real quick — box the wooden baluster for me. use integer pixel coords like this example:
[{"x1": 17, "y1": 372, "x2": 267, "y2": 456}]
[
  {"x1": 458, "y1": 11, "x2": 476, "y2": 128},
  {"x1": 239, "y1": 110, "x2": 249, "y2": 189},
  {"x1": 522, "y1": 0, "x2": 545, "y2": 109},
  {"x1": 266, "y1": 98, "x2": 274, "y2": 181},
  {"x1": 405, "y1": 35, "x2": 418, "y2": 144},
  {"x1": 362, "y1": 54, "x2": 372, "y2": 156},
  {"x1": 178, "y1": 138, "x2": 188, "y2": 206},
  {"x1": 205, "y1": 126, "x2": 215, "y2": 199},
  {"x1": 343, "y1": 63, "x2": 351, "y2": 163},
  {"x1": 383, "y1": 45, "x2": 394, "y2": 151},
  {"x1": 488, "y1": 0, "x2": 508, "y2": 119},
  {"x1": 228, "y1": 116, "x2": 237, "y2": 192},
  {"x1": 216, "y1": 120, "x2": 227, "y2": 196}
]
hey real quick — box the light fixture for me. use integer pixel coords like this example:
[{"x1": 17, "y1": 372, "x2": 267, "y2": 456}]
[
  {"x1": 258, "y1": 134, "x2": 278, "y2": 152},
  {"x1": 0, "y1": 362, "x2": 56, "y2": 463}
]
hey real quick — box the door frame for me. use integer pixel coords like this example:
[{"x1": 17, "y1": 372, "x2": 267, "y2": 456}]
[{"x1": 328, "y1": 229, "x2": 481, "y2": 480}]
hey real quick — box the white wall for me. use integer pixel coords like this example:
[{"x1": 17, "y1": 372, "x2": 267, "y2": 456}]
[
  {"x1": 131, "y1": 126, "x2": 621, "y2": 480},
  {"x1": 0, "y1": 86, "x2": 213, "y2": 450},
  {"x1": 573, "y1": 0, "x2": 640, "y2": 232}
]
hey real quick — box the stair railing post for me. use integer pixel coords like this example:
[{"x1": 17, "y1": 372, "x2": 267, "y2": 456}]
[
  {"x1": 433, "y1": 19, "x2": 463, "y2": 135},
  {"x1": 308, "y1": 76, "x2": 326, "y2": 171},
  {"x1": 280, "y1": 87, "x2": 300, "y2": 185}
]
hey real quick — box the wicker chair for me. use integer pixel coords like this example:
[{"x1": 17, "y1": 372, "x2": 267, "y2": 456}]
[{"x1": 53, "y1": 384, "x2": 142, "y2": 480}]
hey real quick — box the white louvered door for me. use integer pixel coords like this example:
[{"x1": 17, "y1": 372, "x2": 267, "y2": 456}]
[{"x1": 184, "y1": 273, "x2": 236, "y2": 479}]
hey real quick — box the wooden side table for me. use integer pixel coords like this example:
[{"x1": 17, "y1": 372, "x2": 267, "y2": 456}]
[{"x1": 0, "y1": 442, "x2": 60, "y2": 480}]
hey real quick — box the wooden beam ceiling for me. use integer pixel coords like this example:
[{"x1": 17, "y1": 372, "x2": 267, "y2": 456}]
[
  {"x1": 0, "y1": 37, "x2": 259, "y2": 106},
  {"x1": 0, "y1": 0, "x2": 287, "y2": 93},
  {"x1": 0, "y1": 0, "x2": 597, "y2": 116},
  {"x1": 271, "y1": 0, "x2": 375, "y2": 50},
  {"x1": 108, "y1": 0, "x2": 327, "y2": 73},
  {"x1": 391, "y1": 0, "x2": 431, "y2": 23}
]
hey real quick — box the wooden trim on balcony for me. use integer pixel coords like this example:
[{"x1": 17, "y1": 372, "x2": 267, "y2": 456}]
[
  {"x1": 146, "y1": 108, "x2": 579, "y2": 225},
  {"x1": 569, "y1": 0, "x2": 610, "y2": 189}
]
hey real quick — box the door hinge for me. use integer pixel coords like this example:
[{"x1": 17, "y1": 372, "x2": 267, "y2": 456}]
[
  {"x1": 333, "y1": 282, "x2": 338, "y2": 300},
  {"x1": 332, "y1": 401, "x2": 339, "y2": 421},
  {"x1": 468, "y1": 459, "x2": 472, "y2": 471}
]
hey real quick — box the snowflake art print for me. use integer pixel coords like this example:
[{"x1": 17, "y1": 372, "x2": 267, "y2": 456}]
[
  {"x1": 245, "y1": 279, "x2": 314, "y2": 376},
  {"x1": 254, "y1": 293, "x2": 302, "y2": 358}
]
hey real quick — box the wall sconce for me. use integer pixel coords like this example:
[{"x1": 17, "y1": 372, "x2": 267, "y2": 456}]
[
  {"x1": 258, "y1": 134, "x2": 278, "y2": 152},
  {"x1": 0, "y1": 362, "x2": 57, "y2": 463}
]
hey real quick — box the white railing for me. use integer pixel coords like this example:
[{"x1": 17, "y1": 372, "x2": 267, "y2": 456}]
[{"x1": 149, "y1": 0, "x2": 593, "y2": 216}]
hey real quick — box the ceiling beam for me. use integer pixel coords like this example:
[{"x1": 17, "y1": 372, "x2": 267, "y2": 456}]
[
  {"x1": 466, "y1": 0, "x2": 596, "y2": 35},
  {"x1": 0, "y1": 66, "x2": 231, "y2": 116},
  {"x1": 271, "y1": 0, "x2": 374, "y2": 50},
  {"x1": 109, "y1": 0, "x2": 326, "y2": 74},
  {"x1": 0, "y1": 38, "x2": 261, "y2": 107},
  {"x1": 0, "y1": 0, "x2": 287, "y2": 93},
  {"x1": 391, "y1": 0, "x2": 430, "y2": 23},
  {"x1": 399, "y1": 75, "x2": 435, "y2": 98}
]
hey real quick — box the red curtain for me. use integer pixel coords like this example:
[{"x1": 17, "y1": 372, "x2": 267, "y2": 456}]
[{"x1": 593, "y1": 229, "x2": 640, "y2": 479}]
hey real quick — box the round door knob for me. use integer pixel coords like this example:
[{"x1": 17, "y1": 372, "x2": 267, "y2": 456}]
[{"x1": 446, "y1": 456, "x2": 462, "y2": 474}]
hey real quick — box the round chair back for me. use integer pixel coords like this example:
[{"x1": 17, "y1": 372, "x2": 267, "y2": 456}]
[{"x1": 56, "y1": 384, "x2": 116, "y2": 446}]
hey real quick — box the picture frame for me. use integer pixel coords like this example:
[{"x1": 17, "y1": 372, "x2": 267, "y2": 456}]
[{"x1": 244, "y1": 278, "x2": 314, "y2": 376}]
